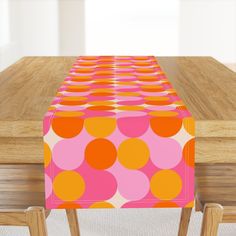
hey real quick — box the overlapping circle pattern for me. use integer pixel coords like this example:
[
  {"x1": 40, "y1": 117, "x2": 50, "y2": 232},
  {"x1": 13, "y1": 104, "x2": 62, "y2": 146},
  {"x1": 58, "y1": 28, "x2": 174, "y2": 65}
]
[{"x1": 44, "y1": 56, "x2": 195, "y2": 209}]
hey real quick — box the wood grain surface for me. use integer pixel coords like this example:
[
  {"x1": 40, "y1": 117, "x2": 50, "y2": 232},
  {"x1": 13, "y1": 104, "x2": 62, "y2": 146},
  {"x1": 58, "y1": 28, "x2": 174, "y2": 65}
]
[
  {"x1": 0, "y1": 57, "x2": 236, "y2": 163},
  {"x1": 1, "y1": 163, "x2": 236, "y2": 209},
  {"x1": 0, "y1": 57, "x2": 236, "y2": 137}
]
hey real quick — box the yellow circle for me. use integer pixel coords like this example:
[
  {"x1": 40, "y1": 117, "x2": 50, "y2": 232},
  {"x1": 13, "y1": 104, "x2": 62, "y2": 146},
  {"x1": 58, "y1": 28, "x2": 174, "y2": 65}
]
[
  {"x1": 48, "y1": 106, "x2": 56, "y2": 111},
  {"x1": 118, "y1": 138, "x2": 150, "y2": 169},
  {"x1": 145, "y1": 96, "x2": 169, "y2": 102},
  {"x1": 183, "y1": 117, "x2": 195, "y2": 136},
  {"x1": 90, "y1": 202, "x2": 114, "y2": 208},
  {"x1": 62, "y1": 96, "x2": 87, "y2": 102},
  {"x1": 173, "y1": 101, "x2": 184, "y2": 106},
  {"x1": 85, "y1": 117, "x2": 116, "y2": 137},
  {"x1": 117, "y1": 92, "x2": 140, "y2": 97},
  {"x1": 149, "y1": 111, "x2": 178, "y2": 117},
  {"x1": 150, "y1": 170, "x2": 182, "y2": 200},
  {"x1": 185, "y1": 201, "x2": 194, "y2": 208},
  {"x1": 53, "y1": 171, "x2": 85, "y2": 201},
  {"x1": 54, "y1": 111, "x2": 84, "y2": 117},
  {"x1": 44, "y1": 143, "x2": 51, "y2": 167},
  {"x1": 118, "y1": 106, "x2": 144, "y2": 111}
]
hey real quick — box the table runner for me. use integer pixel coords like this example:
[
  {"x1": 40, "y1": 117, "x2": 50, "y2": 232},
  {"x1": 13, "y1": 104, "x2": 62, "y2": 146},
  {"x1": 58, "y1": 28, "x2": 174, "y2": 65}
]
[{"x1": 44, "y1": 56, "x2": 194, "y2": 209}]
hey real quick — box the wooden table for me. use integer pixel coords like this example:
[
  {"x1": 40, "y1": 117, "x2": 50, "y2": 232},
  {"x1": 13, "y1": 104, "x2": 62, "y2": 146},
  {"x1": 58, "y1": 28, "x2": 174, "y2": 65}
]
[{"x1": 0, "y1": 57, "x2": 236, "y2": 235}]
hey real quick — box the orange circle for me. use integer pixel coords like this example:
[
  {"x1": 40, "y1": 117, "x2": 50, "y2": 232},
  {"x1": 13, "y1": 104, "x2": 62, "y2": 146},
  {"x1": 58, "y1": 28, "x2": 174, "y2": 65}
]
[
  {"x1": 75, "y1": 68, "x2": 94, "y2": 73},
  {"x1": 141, "y1": 85, "x2": 164, "y2": 92},
  {"x1": 71, "y1": 76, "x2": 92, "y2": 82},
  {"x1": 150, "y1": 170, "x2": 182, "y2": 200},
  {"x1": 134, "y1": 62, "x2": 151, "y2": 66},
  {"x1": 78, "y1": 62, "x2": 96, "y2": 66},
  {"x1": 85, "y1": 139, "x2": 117, "y2": 169},
  {"x1": 150, "y1": 117, "x2": 182, "y2": 137},
  {"x1": 81, "y1": 56, "x2": 98, "y2": 60},
  {"x1": 145, "y1": 100, "x2": 172, "y2": 105},
  {"x1": 66, "y1": 85, "x2": 90, "y2": 92},
  {"x1": 90, "y1": 202, "x2": 114, "y2": 208},
  {"x1": 52, "y1": 117, "x2": 84, "y2": 138},
  {"x1": 136, "y1": 68, "x2": 156, "y2": 73},
  {"x1": 118, "y1": 138, "x2": 149, "y2": 169},
  {"x1": 44, "y1": 143, "x2": 51, "y2": 167},
  {"x1": 95, "y1": 71, "x2": 114, "y2": 76},
  {"x1": 59, "y1": 100, "x2": 87, "y2": 106},
  {"x1": 183, "y1": 139, "x2": 195, "y2": 167},
  {"x1": 91, "y1": 92, "x2": 114, "y2": 97},
  {"x1": 138, "y1": 76, "x2": 157, "y2": 82},
  {"x1": 58, "y1": 202, "x2": 82, "y2": 209},
  {"x1": 88, "y1": 105, "x2": 115, "y2": 111},
  {"x1": 53, "y1": 171, "x2": 85, "y2": 201},
  {"x1": 153, "y1": 201, "x2": 179, "y2": 208}
]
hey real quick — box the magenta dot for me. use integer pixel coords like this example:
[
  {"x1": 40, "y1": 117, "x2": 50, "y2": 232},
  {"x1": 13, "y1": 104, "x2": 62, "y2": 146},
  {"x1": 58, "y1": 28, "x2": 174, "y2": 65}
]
[
  {"x1": 118, "y1": 115, "x2": 149, "y2": 137},
  {"x1": 45, "y1": 174, "x2": 52, "y2": 199}
]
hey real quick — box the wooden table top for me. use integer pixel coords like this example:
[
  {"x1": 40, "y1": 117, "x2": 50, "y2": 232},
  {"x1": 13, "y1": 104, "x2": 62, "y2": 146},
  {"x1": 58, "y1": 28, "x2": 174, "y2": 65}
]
[{"x1": 1, "y1": 56, "x2": 236, "y2": 138}]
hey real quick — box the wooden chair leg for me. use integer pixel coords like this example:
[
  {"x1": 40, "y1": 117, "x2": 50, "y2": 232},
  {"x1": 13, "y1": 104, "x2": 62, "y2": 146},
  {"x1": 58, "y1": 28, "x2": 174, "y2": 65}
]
[
  {"x1": 178, "y1": 208, "x2": 192, "y2": 236},
  {"x1": 200, "y1": 203, "x2": 223, "y2": 236},
  {"x1": 26, "y1": 207, "x2": 48, "y2": 236},
  {"x1": 66, "y1": 209, "x2": 80, "y2": 236}
]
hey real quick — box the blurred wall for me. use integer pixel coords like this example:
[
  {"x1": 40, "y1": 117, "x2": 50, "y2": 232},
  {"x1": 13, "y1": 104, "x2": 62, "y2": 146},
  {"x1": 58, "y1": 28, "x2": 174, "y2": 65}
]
[
  {"x1": 0, "y1": 0, "x2": 236, "y2": 71},
  {"x1": 58, "y1": 0, "x2": 85, "y2": 55}
]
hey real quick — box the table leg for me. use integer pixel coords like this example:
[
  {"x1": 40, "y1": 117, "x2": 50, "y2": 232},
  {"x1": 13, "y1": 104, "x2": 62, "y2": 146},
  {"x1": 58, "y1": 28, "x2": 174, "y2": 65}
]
[
  {"x1": 26, "y1": 207, "x2": 48, "y2": 236},
  {"x1": 178, "y1": 207, "x2": 192, "y2": 236},
  {"x1": 66, "y1": 209, "x2": 80, "y2": 236},
  {"x1": 200, "y1": 203, "x2": 223, "y2": 236}
]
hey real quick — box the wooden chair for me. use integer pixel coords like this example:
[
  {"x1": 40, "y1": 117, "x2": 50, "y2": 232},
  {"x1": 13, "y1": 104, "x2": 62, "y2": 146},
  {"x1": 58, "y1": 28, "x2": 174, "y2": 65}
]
[
  {"x1": 0, "y1": 207, "x2": 79, "y2": 236},
  {"x1": 178, "y1": 163, "x2": 236, "y2": 236},
  {"x1": 0, "y1": 164, "x2": 80, "y2": 236}
]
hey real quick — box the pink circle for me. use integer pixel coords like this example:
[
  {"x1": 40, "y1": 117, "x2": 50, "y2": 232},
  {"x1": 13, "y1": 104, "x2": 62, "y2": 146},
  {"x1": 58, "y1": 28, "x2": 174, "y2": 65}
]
[
  {"x1": 78, "y1": 163, "x2": 117, "y2": 201},
  {"x1": 117, "y1": 115, "x2": 149, "y2": 137},
  {"x1": 45, "y1": 174, "x2": 52, "y2": 199},
  {"x1": 57, "y1": 105, "x2": 85, "y2": 111},
  {"x1": 116, "y1": 96, "x2": 141, "y2": 101},
  {"x1": 117, "y1": 111, "x2": 146, "y2": 118},
  {"x1": 140, "y1": 91, "x2": 167, "y2": 96},
  {"x1": 43, "y1": 112, "x2": 53, "y2": 135},
  {"x1": 109, "y1": 163, "x2": 149, "y2": 200},
  {"x1": 117, "y1": 99, "x2": 144, "y2": 106},
  {"x1": 149, "y1": 137, "x2": 182, "y2": 169},
  {"x1": 53, "y1": 135, "x2": 90, "y2": 170},
  {"x1": 147, "y1": 106, "x2": 175, "y2": 111}
]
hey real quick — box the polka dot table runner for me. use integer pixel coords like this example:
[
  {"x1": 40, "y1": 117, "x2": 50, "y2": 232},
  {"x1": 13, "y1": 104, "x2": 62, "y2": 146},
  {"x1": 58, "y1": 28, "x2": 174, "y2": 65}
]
[{"x1": 44, "y1": 56, "x2": 195, "y2": 209}]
